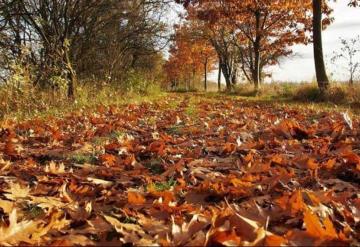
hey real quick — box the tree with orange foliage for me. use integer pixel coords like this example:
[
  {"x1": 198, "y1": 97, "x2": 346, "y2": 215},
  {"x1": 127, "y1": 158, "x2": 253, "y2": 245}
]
[
  {"x1": 184, "y1": 5, "x2": 242, "y2": 91},
  {"x1": 180, "y1": 0, "x2": 314, "y2": 92},
  {"x1": 180, "y1": 0, "x2": 311, "y2": 91},
  {"x1": 164, "y1": 22, "x2": 217, "y2": 91},
  {"x1": 179, "y1": 0, "x2": 360, "y2": 94},
  {"x1": 193, "y1": 41, "x2": 217, "y2": 91}
]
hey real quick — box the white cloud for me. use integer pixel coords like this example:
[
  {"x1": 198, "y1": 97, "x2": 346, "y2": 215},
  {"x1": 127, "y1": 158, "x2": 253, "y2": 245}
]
[{"x1": 272, "y1": 1, "x2": 360, "y2": 82}]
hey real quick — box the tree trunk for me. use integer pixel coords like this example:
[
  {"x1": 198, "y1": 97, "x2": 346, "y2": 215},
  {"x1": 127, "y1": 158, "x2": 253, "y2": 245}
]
[
  {"x1": 252, "y1": 45, "x2": 261, "y2": 93},
  {"x1": 313, "y1": 0, "x2": 329, "y2": 93},
  {"x1": 204, "y1": 59, "x2": 208, "y2": 92},
  {"x1": 231, "y1": 67, "x2": 237, "y2": 85},
  {"x1": 192, "y1": 68, "x2": 196, "y2": 90},
  {"x1": 221, "y1": 63, "x2": 232, "y2": 91},
  {"x1": 350, "y1": 72, "x2": 354, "y2": 85},
  {"x1": 218, "y1": 59, "x2": 221, "y2": 92},
  {"x1": 253, "y1": 11, "x2": 261, "y2": 93},
  {"x1": 64, "y1": 48, "x2": 76, "y2": 99},
  {"x1": 220, "y1": 59, "x2": 232, "y2": 92}
]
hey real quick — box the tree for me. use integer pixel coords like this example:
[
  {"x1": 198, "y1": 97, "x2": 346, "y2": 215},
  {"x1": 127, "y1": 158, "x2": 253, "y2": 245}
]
[
  {"x1": 185, "y1": 4, "x2": 240, "y2": 91},
  {"x1": 209, "y1": 25, "x2": 239, "y2": 91},
  {"x1": 164, "y1": 22, "x2": 216, "y2": 91},
  {"x1": 312, "y1": 0, "x2": 331, "y2": 93},
  {"x1": 194, "y1": 42, "x2": 217, "y2": 91},
  {"x1": 180, "y1": 0, "x2": 313, "y2": 92},
  {"x1": 0, "y1": 0, "x2": 169, "y2": 97},
  {"x1": 331, "y1": 36, "x2": 360, "y2": 85},
  {"x1": 311, "y1": 0, "x2": 359, "y2": 93},
  {"x1": 73, "y1": 0, "x2": 169, "y2": 84}
]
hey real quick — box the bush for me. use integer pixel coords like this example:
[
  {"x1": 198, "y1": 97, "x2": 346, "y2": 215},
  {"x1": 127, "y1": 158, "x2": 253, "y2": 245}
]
[
  {"x1": 234, "y1": 82, "x2": 297, "y2": 99},
  {"x1": 0, "y1": 65, "x2": 164, "y2": 120},
  {"x1": 122, "y1": 70, "x2": 160, "y2": 95},
  {"x1": 292, "y1": 83, "x2": 360, "y2": 106},
  {"x1": 292, "y1": 84, "x2": 322, "y2": 102},
  {"x1": 233, "y1": 81, "x2": 360, "y2": 107},
  {"x1": 325, "y1": 86, "x2": 348, "y2": 104}
]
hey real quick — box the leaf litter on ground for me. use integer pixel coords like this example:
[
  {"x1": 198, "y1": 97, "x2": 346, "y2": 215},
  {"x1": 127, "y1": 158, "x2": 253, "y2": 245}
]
[{"x1": 0, "y1": 94, "x2": 359, "y2": 246}]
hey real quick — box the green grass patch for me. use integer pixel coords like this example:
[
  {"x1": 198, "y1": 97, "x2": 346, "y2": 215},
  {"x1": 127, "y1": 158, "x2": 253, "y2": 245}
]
[
  {"x1": 70, "y1": 153, "x2": 97, "y2": 164},
  {"x1": 166, "y1": 125, "x2": 184, "y2": 135},
  {"x1": 120, "y1": 216, "x2": 138, "y2": 224},
  {"x1": 148, "y1": 177, "x2": 177, "y2": 192},
  {"x1": 185, "y1": 97, "x2": 199, "y2": 118},
  {"x1": 109, "y1": 130, "x2": 127, "y2": 140},
  {"x1": 23, "y1": 204, "x2": 45, "y2": 219},
  {"x1": 0, "y1": 82, "x2": 167, "y2": 122},
  {"x1": 92, "y1": 136, "x2": 110, "y2": 146},
  {"x1": 167, "y1": 100, "x2": 179, "y2": 110}
]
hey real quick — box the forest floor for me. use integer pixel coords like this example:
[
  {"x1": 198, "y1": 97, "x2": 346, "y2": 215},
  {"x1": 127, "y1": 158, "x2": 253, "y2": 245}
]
[{"x1": 0, "y1": 93, "x2": 359, "y2": 246}]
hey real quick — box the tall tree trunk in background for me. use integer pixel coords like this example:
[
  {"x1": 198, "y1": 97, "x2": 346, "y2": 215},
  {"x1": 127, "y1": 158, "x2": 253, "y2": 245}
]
[
  {"x1": 253, "y1": 10, "x2": 261, "y2": 93},
  {"x1": 252, "y1": 44, "x2": 261, "y2": 92},
  {"x1": 349, "y1": 67, "x2": 354, "y2": 85},
  {"x1": 231, "y1": 67, "x2": 237, "y2": 85},
  {"x1": 218, "y1": 59, "x2": 221, "y2": 91},
  {"x1": 221, "y1": 63, "x2": 232, "y2": 91},
  {"x1": 204, "y1": 58, "x2": 208, "y2": 92},
  {"x1": 313, "y1": 0, "x2": 329, "y2": 93},
  {"x1": 64, "y1": 48, "x2": 76, "y2": 99}
]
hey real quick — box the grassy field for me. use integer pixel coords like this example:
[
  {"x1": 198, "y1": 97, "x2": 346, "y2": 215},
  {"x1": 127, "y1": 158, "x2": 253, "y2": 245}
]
[{"x1": 1, "y1": 81, "x2": 360, "y2": 122}]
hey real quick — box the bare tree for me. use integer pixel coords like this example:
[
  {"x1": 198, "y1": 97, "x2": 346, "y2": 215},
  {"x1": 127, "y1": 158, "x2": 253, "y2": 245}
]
[
  {"x1": 331, "y1": 36, "x2": 360, "y2": 85},
  {"x1": 0, "y1": 0, "x2": 170, "y2": 98}
]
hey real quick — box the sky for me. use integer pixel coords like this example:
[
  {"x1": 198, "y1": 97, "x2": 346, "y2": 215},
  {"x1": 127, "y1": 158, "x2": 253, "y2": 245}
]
[
  {"x1": 270, "y1": 1, "x2": 360, "y2": 82},
  {"x1": 168, "y1": 2, "x2": 360, "y2": 83}
]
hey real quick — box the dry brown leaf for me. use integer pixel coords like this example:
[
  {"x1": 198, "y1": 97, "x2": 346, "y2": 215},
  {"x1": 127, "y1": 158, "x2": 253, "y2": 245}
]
[{"x1": 0, "y1": 210, "x2": 40, "y2": 245}]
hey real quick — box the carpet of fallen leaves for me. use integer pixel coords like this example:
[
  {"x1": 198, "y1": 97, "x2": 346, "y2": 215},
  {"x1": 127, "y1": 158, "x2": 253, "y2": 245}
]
[{"x1": 0, "y1": 93, "x2": 359, "y2": 246}]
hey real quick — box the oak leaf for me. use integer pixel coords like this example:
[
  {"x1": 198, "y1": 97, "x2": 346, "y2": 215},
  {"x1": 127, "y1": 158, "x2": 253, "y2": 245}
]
[
  {"x1": 127, "y1": 191, "x2": 146, "y2": 205},
  {"x1": 0, "y1": 210, "x2": 39, "y2": 245}
]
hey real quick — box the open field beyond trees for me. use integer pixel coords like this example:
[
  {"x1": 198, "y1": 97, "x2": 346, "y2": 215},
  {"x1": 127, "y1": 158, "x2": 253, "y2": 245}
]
[{"x1": 0, "y1": 93, "x2": 359, "y2": 246}]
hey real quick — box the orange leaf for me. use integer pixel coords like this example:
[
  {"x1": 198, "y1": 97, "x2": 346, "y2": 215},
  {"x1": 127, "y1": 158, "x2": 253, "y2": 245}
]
[
  {"x1": 265, "y1": 234, "x2": 287, "y2": 246},
  {"x1": 306, "y1": 158, "x2": 318, "y2": 170},
  {"x1": 304, "y1": 210, "x2": 325, "y2": 237},
  {"x1": 99, "y1": 154, "x2": 117, "y2": 166},
  {"x1": 127, "y1": 191, "x2": 146, "y2": 205},
  {"x1": 223, "y1": 143, "x2": 236, "y2": 154},
  {"x1": 4, "y1": 140, "x2": 17, "y2": 157},
  {"x1": 289, "y1": 190, "x2": 305, "y2": 215},
  {"x1": 208, "y1": 230, "x2": 242, "y2": 246},
  {"x1": 304, "y1": 210, "x2": 337, "y2": 240},
  {"x1": 323, "y1": 159, "x2": 336, "y2": 170},
  {"x1": 323, "y1": 217, "x2": 337, "y2": 237},
  {"x1": 149, "y1": 141, "x2": 165, "y2": 155},
  {"x1": 271, "y1": 154, "x2": 285, "y2": 165},
  {"x1": 275, "y1": 195, "x2": 289, "y2": 210}
]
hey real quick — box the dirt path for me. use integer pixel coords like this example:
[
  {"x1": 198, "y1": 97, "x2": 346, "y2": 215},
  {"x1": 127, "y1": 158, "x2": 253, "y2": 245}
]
[{"x1": 0, "y1": 93, "x2": 359, "y2": 246}]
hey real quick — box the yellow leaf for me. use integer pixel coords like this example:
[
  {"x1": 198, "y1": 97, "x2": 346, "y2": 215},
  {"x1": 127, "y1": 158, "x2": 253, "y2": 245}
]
[
  {"x1": 4, "y1": 183, "x2": 30, "y2": 200},
  {"x1": 0, "y1": 210, "x2": 39, "y2": 245},
  {"x1": 0, "y1": 199, "x2": 14, "y2": 214},
  {"x1": 45, "y1": 161, "x2": 65, "y2": 174}
]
